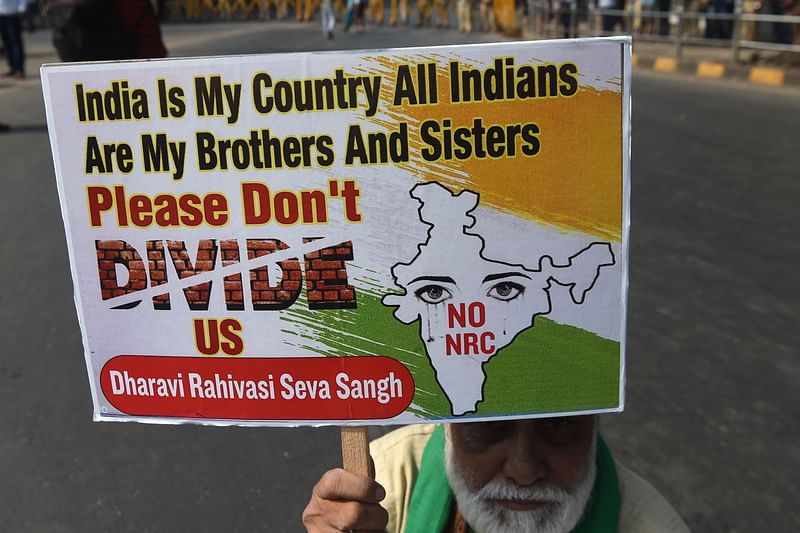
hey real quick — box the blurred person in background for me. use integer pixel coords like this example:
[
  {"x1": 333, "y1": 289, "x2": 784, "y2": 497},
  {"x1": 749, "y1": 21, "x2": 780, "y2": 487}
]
[
  {"x1": 0, "y1": 0, "x2": 27, "y2": 78},
  {"x1": 639, "y1": 0, "x2": 656, "y2": 34},
  {"x1": 116, "y1": 0, "x2": 167, "y2": 58},
  {"x1": 598, "y1": 0, "x2": 621, "y2": 33},
  {"x1": 257, "y1": 0, "x2": 272, "y2": 19},
  {"x1": 351, "y1": 0, "x2": 366, "y2": 31},
  {"x1": 457, "y1": 0, "x2": 472, "y2": 31},
  {"x1": 704, "y1": 0, "x2": 733, "y2": 39},
  {"x1": 417, "y1": 0, "x2": 432, "y2": 26},
  {"x1": 369, "y1": 0, "x2": 384, "y2": 24},
  {"x1": 769, "y1": 0, "x2": 796, "y2": 43},
  {"x1": 433, "y1": 0, "x2": 449, "y2": 26},
  {"x1": 22, "y1": 0, "x2": 40, "y2": 31},
  {"x1": 276, "y1": 0, "x2": 289, "y2": 19},
  {"x1": 657, "y1": 0, "x2": 670, "y2": 34},
  {"x1": 557, "y1": 0, "x2": 571, "y2": 38},
  {"x1": 388, "y1": 0, "x2": 408, "y2": 25},
  {"x1": 321, "y1": 0, "x2": 335, "y2": 37},
  {"x1": 479, "y1": 0, "x2": 495, "y2": 31},
  {"x1": 47, "y1": 0, "x2": 165, "y2": 61}
]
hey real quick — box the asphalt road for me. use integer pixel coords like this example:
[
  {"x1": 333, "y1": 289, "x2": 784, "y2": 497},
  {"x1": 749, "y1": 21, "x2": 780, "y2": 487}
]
[{"x1": 0, "y1": 22, "x2": 798, "y2": 532}]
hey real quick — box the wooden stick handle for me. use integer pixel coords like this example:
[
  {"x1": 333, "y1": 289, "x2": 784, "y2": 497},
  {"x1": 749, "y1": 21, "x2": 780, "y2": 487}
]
[{"x1": 340, "y1": 426, "x2": 372, "y2": 479}]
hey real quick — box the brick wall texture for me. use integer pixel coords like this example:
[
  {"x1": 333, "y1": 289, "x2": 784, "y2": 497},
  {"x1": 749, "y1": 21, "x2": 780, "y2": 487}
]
[
  {"x1": 247, "y1": 239, "x2": 302, "y2": 310},
  {"x1": 95, "y1": 238, "x2": 357, "y2": 311},
  {"x1": 303, "y1": 238, "x2": 357, "y2": 310},
  {"x1": 96, "y1": 240, "x2": 147, "y2": 310}
]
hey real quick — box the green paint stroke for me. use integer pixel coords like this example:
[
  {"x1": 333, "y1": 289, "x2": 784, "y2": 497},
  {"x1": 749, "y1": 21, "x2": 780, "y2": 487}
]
[{"x1": 281, "y1": 291, "x2": 620, "y2": 419}]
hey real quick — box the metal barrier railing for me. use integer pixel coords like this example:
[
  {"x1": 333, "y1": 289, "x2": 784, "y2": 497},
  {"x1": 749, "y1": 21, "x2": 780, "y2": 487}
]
[{"x1": 527, "y1": 0, "x2": 800, "y2": 62}]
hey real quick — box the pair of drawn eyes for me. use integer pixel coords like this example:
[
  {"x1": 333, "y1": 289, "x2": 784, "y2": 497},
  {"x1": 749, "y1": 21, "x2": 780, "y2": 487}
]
[{"x1": 414, "y1": 281, "x2": 525, "y2": 304}]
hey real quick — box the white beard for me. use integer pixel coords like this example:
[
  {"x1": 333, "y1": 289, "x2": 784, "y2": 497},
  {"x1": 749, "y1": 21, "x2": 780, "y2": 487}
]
[{"x1": 444, "y1": 440, "x2": 597, "y2": 533}]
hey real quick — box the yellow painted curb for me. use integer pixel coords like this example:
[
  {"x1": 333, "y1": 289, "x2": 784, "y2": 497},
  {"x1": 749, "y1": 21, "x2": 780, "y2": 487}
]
[
  {"x1": 749, "y1": 67, "x2": 785, "y2": 86},
  {"x1": 632, "y1": 53, "x2": 639, "y2": 67},
  {"x1": 697, "y1": 62, "x2": 725, "y2": 78},
  {"x1": 654, "y1": 57, "x2": 678, "y2": 73}
]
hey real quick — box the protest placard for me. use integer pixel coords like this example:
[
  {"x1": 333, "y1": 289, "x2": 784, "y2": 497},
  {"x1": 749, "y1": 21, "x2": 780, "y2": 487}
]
[{"x1": 42, "y1": 37, "x2": 631, "y2": 427}]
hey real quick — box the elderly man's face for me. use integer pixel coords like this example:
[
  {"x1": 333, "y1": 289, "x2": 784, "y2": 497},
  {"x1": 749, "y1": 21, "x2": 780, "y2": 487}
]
[{"x1": 445, "y1": 416, "x2": 597, "y2": 533}]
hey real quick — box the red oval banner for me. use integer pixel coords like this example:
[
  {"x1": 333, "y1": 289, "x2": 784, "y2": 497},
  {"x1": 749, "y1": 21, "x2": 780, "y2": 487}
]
[{"x1": 100, "y1": 355, "x2": 414, "y2": 421}]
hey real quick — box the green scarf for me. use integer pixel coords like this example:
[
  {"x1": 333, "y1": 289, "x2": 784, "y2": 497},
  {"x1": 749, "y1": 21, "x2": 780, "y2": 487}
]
[{"x1": 404, "y1": 426, "x2": 620, "y2": 533}]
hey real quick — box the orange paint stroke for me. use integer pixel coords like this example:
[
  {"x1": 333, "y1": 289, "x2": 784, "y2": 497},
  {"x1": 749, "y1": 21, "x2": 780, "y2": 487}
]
[{"x1": 353, "y1": 54, "x2": 623, "y2": 242}]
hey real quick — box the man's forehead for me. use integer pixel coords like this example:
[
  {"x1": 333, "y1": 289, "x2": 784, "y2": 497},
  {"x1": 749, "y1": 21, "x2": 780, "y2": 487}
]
[{"x1": 447, "y1": 415, "x2": 597, "y2": 436}]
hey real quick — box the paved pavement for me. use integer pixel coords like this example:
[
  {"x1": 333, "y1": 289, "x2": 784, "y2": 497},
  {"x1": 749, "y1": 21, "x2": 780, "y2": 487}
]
[{"x1": 1, "y1": 20, "x2": 798, "y2": 533}]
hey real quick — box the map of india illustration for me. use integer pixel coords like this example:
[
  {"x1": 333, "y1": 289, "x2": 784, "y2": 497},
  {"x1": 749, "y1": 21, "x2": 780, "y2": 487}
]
[{"x1": 383, "y1": 182, "x2": 616, "y2": 416}]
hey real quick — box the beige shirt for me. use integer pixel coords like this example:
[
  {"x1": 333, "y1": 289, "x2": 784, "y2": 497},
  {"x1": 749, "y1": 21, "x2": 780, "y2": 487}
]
[{"x1": 370, "y1": 424, "x2": 690, "y2": 533}]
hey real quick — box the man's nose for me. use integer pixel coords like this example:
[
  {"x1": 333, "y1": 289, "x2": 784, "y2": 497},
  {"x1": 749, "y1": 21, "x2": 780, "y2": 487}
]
[{"x1": 501, "y1": 428, "x2": 548, "y2": 486}]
